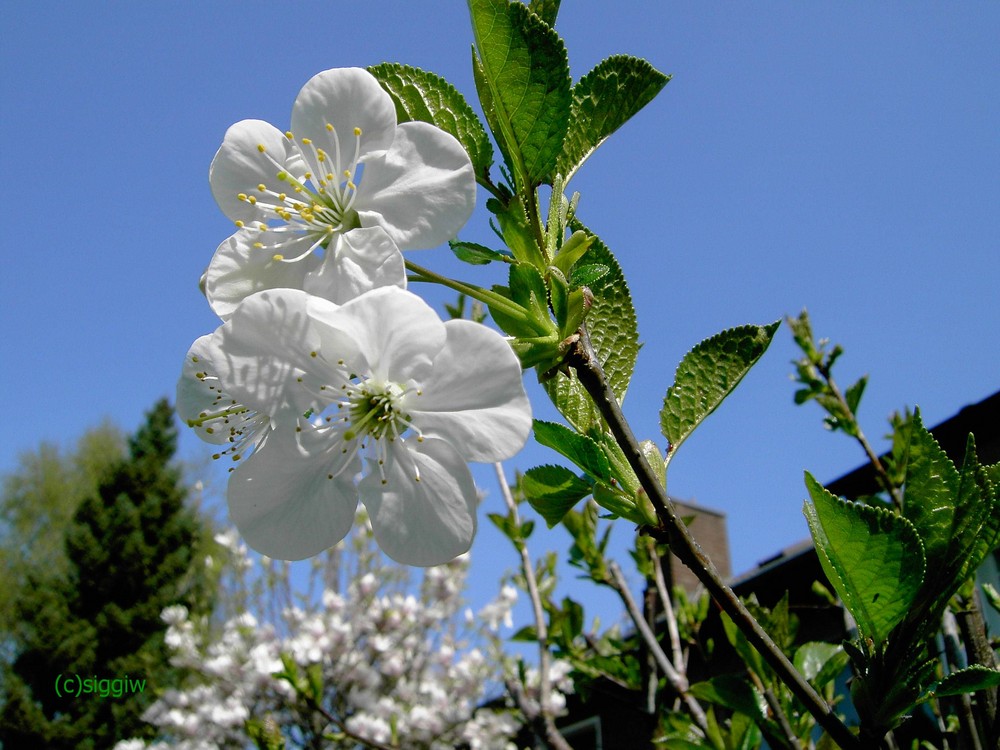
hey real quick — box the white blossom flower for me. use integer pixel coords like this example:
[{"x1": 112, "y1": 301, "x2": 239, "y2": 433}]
[
  {"x1": 212, "y1": 285, "x2": 530, "y2": 565},
  {"x1": 205, "y1": 67, "x2": 475, "y2": 317}
]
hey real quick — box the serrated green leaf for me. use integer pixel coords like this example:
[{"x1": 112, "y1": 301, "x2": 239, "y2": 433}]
[
  {"x1": 569, "y1": 263, "x2": 609, "y2": 286},
  {"x1": 522, "y1": 464, "x2": 592, "y2": 527},
  {"x1": 543, "y1": 226, "x2": 638, "y2": 432},
  {"x1": 986, "y1": 462, "x2": 1000, "y2": 490},
  {"x1": 468, "y1": 0, "x2": 571, "y2": 189},
  {"x1": 903, "y1": 420, "x2": 994, "y2": 620},
  {"x1": 449, "y1": 240, "x2": 512, "y2": 265},
  {"x1": 558, "y1": 55, "x2": 670, "y2": 182},
  {"x1": 528, "y1": 0, "x2": 560, "y2": 27},
  {"x1": 803, "y1": 473, "x2": 925, "y2": 646},
  {"x1": 930, "y1": 665, "x2": 1000, "y2": 698},
  {"x1": 533, "y1": 419, "x2": 611, "y2": 481},
  {"x1": 901, "y1": 411, "x2": 962, "y2": 567},
  {"x1": 660, "y1": 322, "x2": 780, "y2": 458},
  {"x1": 367, "y1": 63, "x2": 493, "y2": 179}
]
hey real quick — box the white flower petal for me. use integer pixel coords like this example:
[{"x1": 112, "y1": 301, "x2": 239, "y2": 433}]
[
  {"x1": 309, "y1": 287, "x2": 444, "y2": 383},
  {"x1": 177, "y1": 335, "x2": 232, "y2": 445},
  {"x1": 205, "y1": 231, "x2": 320, "y2": 319},
  {"x1": 409, "y1": 319, "x2": 530, "y2": 462},
  {"x1": 360, "y1": 437, "x2": 477, "y2": 566},
  {"x1": 291, "y1": 68, "x2": 396, "y2": 163},
  {"x1": 209, "y1": 119, "x2": 303, "y2": 223},
  {"x1": 303, "y1": 227, "x2": 405, "y2": 305},
  {"x1": 227, "y1": 428, "x2": 359, "y2": 560},
  {"x1": 356, "y1": 121, "x2": 476, "y2": 250},
  {"x1": 211, "y1": 289, "x2": 335, "y2": 421}
]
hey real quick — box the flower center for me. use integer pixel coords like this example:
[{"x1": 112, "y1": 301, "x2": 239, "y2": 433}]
[
  {"x1": 237, "y1": 125, "x2": 367, "y2": 263},
  {"x1": 342, "y1": 381, "x2": 412, "y2": 443}
]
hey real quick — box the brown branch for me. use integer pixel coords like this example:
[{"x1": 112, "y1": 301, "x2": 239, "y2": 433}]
[{"x1": 564, "y1": 324, "x2": 861, "y2": 750}]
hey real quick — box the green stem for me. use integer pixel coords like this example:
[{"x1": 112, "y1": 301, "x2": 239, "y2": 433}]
[
  {"x1": 404, "y1": 259, "x2": 529, "y2": 325},
  {"x1": 476, "y1": 174, "x2": 507, "y2": 202},
  {"x1": 565, "y1": 324, "x2": 862, "y2": 750}
]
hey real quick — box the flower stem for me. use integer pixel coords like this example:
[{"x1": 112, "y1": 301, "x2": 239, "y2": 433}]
[
  {"x1": 404, "y1": 259, "x2": 534, "y2": 329},
  {"x1": 565, "y1": 324, "x2": 862, "y2": 750}
]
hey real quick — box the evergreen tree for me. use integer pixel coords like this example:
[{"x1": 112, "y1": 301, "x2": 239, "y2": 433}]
[{"x1": 0, "y1": 399, "x2": 217, "y2": 749}]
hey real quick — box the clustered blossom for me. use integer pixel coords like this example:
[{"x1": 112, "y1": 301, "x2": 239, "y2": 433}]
[
  {"x1": 115, "y1": 521, "x2": 537, "y2": 750},
  {"x1": 179, "y1": 67, "x2": 531, "y2": 566}
]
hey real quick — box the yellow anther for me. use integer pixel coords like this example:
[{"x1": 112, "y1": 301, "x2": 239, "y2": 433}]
[
  {"x1": 346, "y1": 181, "x2": 357, "y2": 191},
  {"x1": 278, "y1": 193, "x2": 286, "y2": 201},
  {"x1": 343, "y1": 170, "x2": 352, "y2": 178},
  {"x1": 235, "y1": 220, "x2": 245, "y2": 228},
  {"x1": 326, "y1": 123, "x2": 334, "y2": 132},
  {"x1": 301, "y1": 137, "x2": 312, "y2": 145},
  {"x1": 310, "y1": 351, "x2": 318, "y2": 358},
  {"x1": 353, "y1": 127, "x2": 362, "y2": 136},
  {"x1": 257, "y1": 144, "x2": 266, "y2": 153},
  {"x1": 237, "y1": 193, "x2": 248, "y2": 201},
  {"x1": 191, "y1": 355, "x2": 199, "y2": 363},
  {"x1": 257, "y1": 183, "x2": 266, "y2": 192},
  {"x1": 248, "y1": 196, "x2": 257, "y2": 205},
  {"x1": 272, "y1": 254, "x2": 284, "y2": 261},
  {"x1": 258, "y1": 222, "x2": 268, "y2": 230},
  {"x1": 285, "y1": 131, "x2": 294, "y2": 139},
  {"x1": 253, "y1": 242, "x2": 263, "y2": 249},
  {"x1": 304, "y1": 172, "x2": 312, "y2": 179}
]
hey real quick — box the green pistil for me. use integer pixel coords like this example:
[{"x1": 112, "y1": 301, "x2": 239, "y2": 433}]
[{"x1": 344, "y1": 385, "x2": 409, "y2": 442}]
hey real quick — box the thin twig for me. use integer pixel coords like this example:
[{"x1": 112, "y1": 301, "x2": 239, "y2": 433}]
[
  {"x1": 305, "y1": 696, "x2": 399, "y2": 750},
  {"x1": 494, "y1": 463, "x2": 574, "y2": 750},
  {"x1": 565, "y1": 325, "x2": 861, "y2": 750},
  {"x1": 817, "y1": 367, "x2": 904, "y2": 511},
  {"x1": 608, "y1": 561, "x2": 710, "y2": 734},
  {"x1": 647, "y1": 537, "x2": 687, "y2": 676}
]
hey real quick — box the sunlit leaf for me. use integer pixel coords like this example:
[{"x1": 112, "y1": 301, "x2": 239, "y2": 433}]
[
  {"x1": 368, "y1": 63, "x2": 493, "y2": 179},
  {"x1": 558, "y1": 55, "x2": 670, "y2": 182},
  {"x1": 522, "y1": 464, "x2": 592, "y2": 527},
  {"x1": 468, "y1": 0, "x2": 571, "y2": 188},
  {"x1": 660, "y1": 322, "x2": 780, "y2": 459},
  {"x1": 803, "y1": 473, "x2": 925, "y2": 647},
  {"x1": 544, "y1": 228, "x2": 638, "y2": 432}
]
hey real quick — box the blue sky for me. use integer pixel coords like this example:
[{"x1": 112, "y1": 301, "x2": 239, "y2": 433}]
[{"x1": 2, "y1": 2, "x2": 998, "y2": 626}]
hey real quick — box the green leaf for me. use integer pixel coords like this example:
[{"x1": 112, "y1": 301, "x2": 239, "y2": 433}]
[
  {"x1": 592, "y1": 481, "x2": 643, "y2": 525},
  {"x1": 689, "y1": 675, "x2": 767, "y2": 723},
  {"x1": 558, "y1": 55, "x2": 670, "y2": 182},
  {"x1": 449, "y1": 240, "x2": 512, "y2": 265},
  {"x1": 543, "y1": 227, "x2": 639, "y2": 432},
  {"x1": 930, "y1": 665, "x2": 1000, "y2": 698},
  {"x1": 522, "y1": 464, "x2": 592, "y2": 527},
  {"x1": 793, "y1": 641, "x2": 847, "y2": 686},
  {"x1": 803, "y1": 473, "x2": 925, "y2": 646},
  {"x1": 528, "y1": 0, "x2": 560, "y2": 27},
  {"x1": 533, "y1": 419, "x2": 611, "y2": 481},
  {"x1": 468, "y1": 0, "x2": 571, "y2": 189},
  {"x1": 569, "y1": 263, "x2": 609, "y2": 286},
  {"x1": 902, "y1": 419, "x2": 996, "y2": 620},
  {"x1": 660, "y1": 322, "x2": 780, "y2": 459},
  {"x1": 367, "y1": 63, "x2": 493, "y2": 179},
  {"x1": 900, "y1": 411, "x2": 963, "y2": 571}
]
